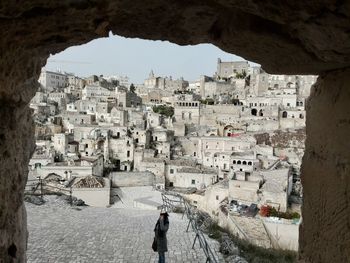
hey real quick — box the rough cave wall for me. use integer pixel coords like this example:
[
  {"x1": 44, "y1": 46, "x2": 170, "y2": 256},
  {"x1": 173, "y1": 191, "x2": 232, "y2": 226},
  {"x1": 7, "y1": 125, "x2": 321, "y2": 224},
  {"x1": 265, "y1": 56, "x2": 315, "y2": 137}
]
[
  {"x1": 0, "y1": 1, "x2": 350, "y2": 262},
  {"x1": 299, "y1": 69, "x2": 350, "y2": 262},
  {"x1": 0, "y1": 88, "x2": 37, "y2": 260}
]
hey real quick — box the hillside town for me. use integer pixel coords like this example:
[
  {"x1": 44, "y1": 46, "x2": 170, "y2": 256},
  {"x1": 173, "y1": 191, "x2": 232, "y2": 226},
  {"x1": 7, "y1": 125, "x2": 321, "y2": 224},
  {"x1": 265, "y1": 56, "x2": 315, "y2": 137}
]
[{"x1": 27, "y1": 58, "x2": 316, "y2": 253}]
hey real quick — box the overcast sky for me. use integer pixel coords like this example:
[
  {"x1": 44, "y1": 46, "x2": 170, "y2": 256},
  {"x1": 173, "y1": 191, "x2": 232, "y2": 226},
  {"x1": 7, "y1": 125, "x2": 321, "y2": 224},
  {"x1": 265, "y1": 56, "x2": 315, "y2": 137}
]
[{"x1": 45, "y1": 34, "x2": 249, "y2": 84}]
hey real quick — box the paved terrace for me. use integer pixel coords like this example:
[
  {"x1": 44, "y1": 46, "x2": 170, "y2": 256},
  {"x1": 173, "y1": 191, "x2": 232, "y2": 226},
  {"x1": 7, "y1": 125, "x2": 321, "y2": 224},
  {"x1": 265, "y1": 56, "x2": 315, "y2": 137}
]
[{"x1": 26, "y1": 196, "x2": 224, "y2": 263}]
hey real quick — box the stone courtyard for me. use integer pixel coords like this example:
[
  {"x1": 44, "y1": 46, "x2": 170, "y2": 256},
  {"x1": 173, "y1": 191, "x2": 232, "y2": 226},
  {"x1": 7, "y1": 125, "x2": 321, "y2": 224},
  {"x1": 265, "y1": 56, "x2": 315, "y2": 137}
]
[{"x1": 26, "y1": 196, "x2": 224, "y2": 263}]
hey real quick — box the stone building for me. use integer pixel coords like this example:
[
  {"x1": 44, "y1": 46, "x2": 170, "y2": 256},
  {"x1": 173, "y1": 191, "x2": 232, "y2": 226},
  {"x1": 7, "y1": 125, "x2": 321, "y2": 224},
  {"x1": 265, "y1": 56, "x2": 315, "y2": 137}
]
[
  {"x1": 108, "y1": 136, "x2": 134, "y2": 171},
  {"x1": 52, "y1": 133, "x2": 68, "y2": 155},
  {"x1": 144, "y1": 70, "x2": 165, "y2": 89},
  {"x1": 110, "y1": 107, "x2": 128, "y2": 126},
  {"x1": 259, "y1": 168, "x2": 292, "y2": 212},
  {"x1": 216, "y1": 59, "x2": 249, "y2": 79},
  {"x1": 173, "y1": 94, "x2": 200, "y2": 124},
  {"x1": 38, "y1": 69, "x2": 68, "y2": 91},
  {"x1": 130, "y1": 127, "x2": 151, "y2": 148},
  {"x1": 36, "y1": 154, "x2": 104, "y2": 179},
  {"x1": 66, "y1": 73, "x2": 85, "y2": 89},
  {"x1": 82, "y1": 85, "x2": 113, "y2": 101},
  {"x1": 116, "y1": 90, "x2": 142, "y2": 108},
  {"x1": 48, "y1": 92, "x2": 69, "y2": 109},
  {"x1": 229, "y1": 171, "x2": 262, "y2": 205},
  {"x1": 34, "y1": 122, "x2": 62, "y2": 140},
  {"x1": 168, "y1": 166, "x2": 218, "y2": 189},
  {"x1": 62, "y1": 112, "x2": 96, "y2": 129}
]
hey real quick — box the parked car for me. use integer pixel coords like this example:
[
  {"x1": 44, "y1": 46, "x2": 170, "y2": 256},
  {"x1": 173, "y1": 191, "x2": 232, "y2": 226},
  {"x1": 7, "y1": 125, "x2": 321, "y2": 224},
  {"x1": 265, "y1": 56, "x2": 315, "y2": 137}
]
[
  {"x1": 245, "y1": 203, "x2": 259, "y2": 217},
  {"x1": 248, "y1": 203, "x2": 258, "y2": 212},
  {"x1": 230, "y1": 199, "x2": 238, "y2": 207}
]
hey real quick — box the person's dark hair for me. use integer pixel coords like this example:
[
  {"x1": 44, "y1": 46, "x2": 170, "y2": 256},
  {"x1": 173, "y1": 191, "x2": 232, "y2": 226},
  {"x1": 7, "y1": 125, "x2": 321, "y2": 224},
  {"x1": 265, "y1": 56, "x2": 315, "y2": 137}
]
[{"x1": 160, "y1": 212, "x2": 169, "y2": 223}]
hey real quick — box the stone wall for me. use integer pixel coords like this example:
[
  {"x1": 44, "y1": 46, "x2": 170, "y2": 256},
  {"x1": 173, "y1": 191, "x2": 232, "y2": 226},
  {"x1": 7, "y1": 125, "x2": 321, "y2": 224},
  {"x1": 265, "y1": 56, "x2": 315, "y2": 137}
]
[
  {"x1": 254, "y1": 129, "x2": 306, "y2": 148},
  {"x1": 72, "y1": 178, "x2": 111, "y2": 207},
  {"x1": 263, "y1": 219, "x2": 299, "y2": 251},
  {"x1": 300, "y1": 69, "x2": 350, "y2": 262},
  {"x1": 110, "y1": 171, "x2": 153, "y2": 187}
]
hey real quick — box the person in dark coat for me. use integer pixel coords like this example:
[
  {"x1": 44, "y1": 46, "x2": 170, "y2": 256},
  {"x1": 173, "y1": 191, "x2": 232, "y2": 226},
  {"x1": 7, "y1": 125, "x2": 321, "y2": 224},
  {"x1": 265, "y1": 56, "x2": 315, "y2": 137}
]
[{"x1": 154, "y1": 212, "x2": 169, "y2": 263}]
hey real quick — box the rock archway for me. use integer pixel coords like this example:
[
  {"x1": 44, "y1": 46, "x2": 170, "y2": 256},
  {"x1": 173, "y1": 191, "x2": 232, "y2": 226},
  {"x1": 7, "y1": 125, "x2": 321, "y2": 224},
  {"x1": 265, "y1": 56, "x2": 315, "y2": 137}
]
[{"x1": 1, "y1": 1, "x2": 350, "y2": 262}]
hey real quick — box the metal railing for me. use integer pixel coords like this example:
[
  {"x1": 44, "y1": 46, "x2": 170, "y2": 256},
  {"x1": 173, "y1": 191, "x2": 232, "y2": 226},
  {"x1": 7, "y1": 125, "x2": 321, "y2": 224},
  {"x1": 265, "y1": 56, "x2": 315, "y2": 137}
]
[
  {"x1": 161, "y1": 192, "x2": 220, "y2": 263},
  {"x1": 267, "y1": 159, "x2": 281, "y2": 170},
  {"x1": 25, "y1": 179, "x2": 73, "y2": 205},
  {"x1": 25, "y1": 179, "x2": 44, "y2": 199}
]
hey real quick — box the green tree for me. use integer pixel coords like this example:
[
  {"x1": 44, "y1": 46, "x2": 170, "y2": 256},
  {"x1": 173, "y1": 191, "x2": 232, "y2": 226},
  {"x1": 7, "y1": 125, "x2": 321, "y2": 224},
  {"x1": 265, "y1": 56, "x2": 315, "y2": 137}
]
[
  {"x1": 235, "y1": 70, "x2": 247, "y2": 79},
  {"x1": 200, "y1": 98, "x2": 215, "y2": 105},
  {"x1": 152, "y1": 105, "x2": 174, "y2": 117}
]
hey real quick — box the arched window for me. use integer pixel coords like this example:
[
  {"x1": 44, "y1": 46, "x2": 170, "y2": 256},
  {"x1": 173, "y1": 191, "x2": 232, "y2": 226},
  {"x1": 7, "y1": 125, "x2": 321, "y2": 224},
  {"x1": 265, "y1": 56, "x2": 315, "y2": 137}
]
[
  {"x1": 299, "y1": 114, "x2": 304, "y2": 119},
  {"x1": 251, "y1": 108, "x2": 257, "y2": 116},
  {"x1": 259, "y1": 109, "x2": 263, "y2": 116},
  {"x1": 282, "y1": 111, "x2": 287, "y2": 118},
  {"x1": 243, "y1": 161, "x2": 247, "y2": 165},
  {"x1": 233, "y1": 160, "x2": 236, "y2": 164},
  {"x1": 248, "y1": 161, "x2": 252, "y2": 165},
  {"x1": 237, "y1": 160, "x2": 241, "y2": 164}
]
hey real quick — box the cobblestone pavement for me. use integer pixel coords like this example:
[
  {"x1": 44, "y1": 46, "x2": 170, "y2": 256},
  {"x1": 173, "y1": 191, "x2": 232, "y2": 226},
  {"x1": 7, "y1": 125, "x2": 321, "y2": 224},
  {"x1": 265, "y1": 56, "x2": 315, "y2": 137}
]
[{"x1": 26, "y1": 196, "x2": 224, "y2": 263}]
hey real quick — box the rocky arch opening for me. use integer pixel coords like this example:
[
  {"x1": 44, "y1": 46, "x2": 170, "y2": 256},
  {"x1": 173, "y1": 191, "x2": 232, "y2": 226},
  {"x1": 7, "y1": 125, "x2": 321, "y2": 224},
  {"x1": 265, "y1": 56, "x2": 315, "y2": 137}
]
[{"x1": 0, "y1": 2, "x2": 350, "y2": 263}]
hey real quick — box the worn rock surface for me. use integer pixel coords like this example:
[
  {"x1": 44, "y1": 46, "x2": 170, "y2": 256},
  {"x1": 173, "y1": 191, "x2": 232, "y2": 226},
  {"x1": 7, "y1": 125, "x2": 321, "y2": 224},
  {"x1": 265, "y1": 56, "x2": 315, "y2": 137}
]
[
  {"x1": 0, "y1": 1, "x2": 350, "y2": 262},
  {"x1": 300, "y1": 69, "x2": 350, "y2": 262},
  {"x1": 1, "y1": 0, "x2": 350, "y2": 80},
  {"x1": 0, "y1": 103, "x2": 35, "y2": 262}
]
